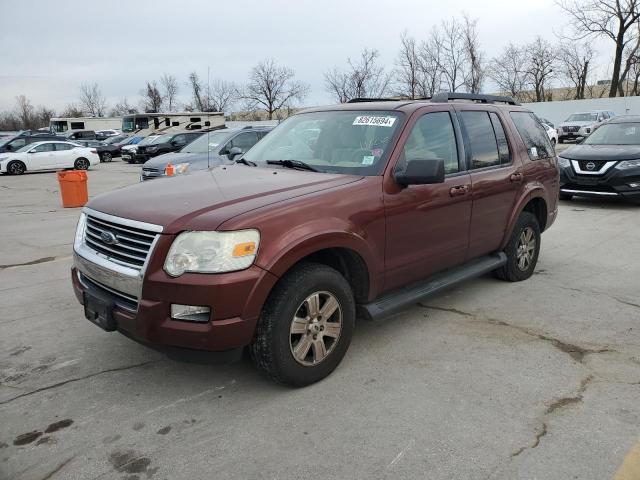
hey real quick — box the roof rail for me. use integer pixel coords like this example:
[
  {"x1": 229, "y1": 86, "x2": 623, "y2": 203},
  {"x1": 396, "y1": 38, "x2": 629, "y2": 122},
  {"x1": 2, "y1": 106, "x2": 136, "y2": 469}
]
[
  {"x1": 431, "y1": 92, "x2": 520, "y2": 105},
  {"x1": 346, "y1": 98, "x2": 416, "y2": 103}
]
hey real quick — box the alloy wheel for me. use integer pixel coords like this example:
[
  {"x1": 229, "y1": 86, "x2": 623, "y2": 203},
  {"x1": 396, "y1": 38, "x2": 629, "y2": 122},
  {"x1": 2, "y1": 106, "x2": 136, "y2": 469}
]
[{"x1": 516, "y1": 226, "x2": 536, "y2": 271}]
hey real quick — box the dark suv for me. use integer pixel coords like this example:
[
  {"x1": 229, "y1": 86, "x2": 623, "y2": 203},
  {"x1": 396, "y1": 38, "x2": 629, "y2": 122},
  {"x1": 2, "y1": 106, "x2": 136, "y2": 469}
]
[
  {"x1": 71, "y1": 93, "x2": 559, "y2": 386},
  {"x1": 0, "y1": 131, "x2": 63, "y2": 153},
  {"x1": 132, "y1": 131, "x2": 203, "y2": 164},
  {"x1": 140, "y1": 126, "x2": 273, "y2": 180}
]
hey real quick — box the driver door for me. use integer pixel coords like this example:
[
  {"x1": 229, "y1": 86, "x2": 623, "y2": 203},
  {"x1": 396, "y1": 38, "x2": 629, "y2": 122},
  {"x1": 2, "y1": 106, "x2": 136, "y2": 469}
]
[
  {"x1": 383, "y1": 108, "x2": 472, "y2": 291},
  {"x1": 26, "y1": 142, "x2": 57, "y2": 170}
]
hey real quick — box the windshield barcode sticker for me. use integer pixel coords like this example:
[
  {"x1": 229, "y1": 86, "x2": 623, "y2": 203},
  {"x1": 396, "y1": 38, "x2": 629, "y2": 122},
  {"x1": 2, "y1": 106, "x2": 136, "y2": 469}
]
[{"x1": 353, "y1": 116, "x2": 396, "y2": 127}]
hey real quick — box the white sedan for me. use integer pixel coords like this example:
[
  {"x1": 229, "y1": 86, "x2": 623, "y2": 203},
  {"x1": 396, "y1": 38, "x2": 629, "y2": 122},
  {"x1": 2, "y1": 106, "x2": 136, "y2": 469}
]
[
  {"x1": 0, "y1": 141, "x2": 100, "y2": 175},
  {"x1": 542, "y1": 123, "x2": 558, "y2": 146}
]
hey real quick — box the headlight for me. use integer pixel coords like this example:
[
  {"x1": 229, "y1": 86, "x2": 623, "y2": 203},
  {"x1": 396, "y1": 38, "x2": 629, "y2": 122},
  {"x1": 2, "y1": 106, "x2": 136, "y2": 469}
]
[
  {"x1": 616, "y1": 159, "x2": 640, "y2": 169},
  {"x1": 558, "y1": 156, "x2": 570, "y2": 168},
  {"x1": 74, "y1": 212, "x2": 87, "y2": 252},
  {"x1": 164, "y1": 229, "x2": 260, "y2": 276},
  {"x1": 164, "y1": 162, "x2": 190, "y2": 176}
]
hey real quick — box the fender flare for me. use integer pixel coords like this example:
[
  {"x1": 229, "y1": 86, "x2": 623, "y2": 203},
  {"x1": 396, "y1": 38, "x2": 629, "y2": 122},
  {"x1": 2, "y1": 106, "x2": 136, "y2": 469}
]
[{"x1": 500, "y1": 186, "x2": 548, "y2": 249}]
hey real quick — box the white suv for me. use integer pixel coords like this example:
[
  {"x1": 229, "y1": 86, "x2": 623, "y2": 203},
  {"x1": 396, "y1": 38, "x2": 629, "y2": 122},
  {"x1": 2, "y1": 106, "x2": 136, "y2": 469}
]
[{"x1": 557, "y1": 110, "x2": 615, "y2": 143}]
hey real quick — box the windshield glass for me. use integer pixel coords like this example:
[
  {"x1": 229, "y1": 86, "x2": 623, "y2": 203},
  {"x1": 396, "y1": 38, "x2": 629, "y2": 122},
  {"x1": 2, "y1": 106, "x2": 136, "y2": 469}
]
[
  {"x1": 243, "y1": 111, "x2": 403, "y2": 175},
  {"x1": 0, "y1": 136, "x2": 15, "y2": 147},
  {"x1": 154, "y1": 134, "x2": 173, "y2": 144},
  {"x1": 584, "y1": 123, "x2": 640, "y2": 145},
  {"x1": 104, "y1": 135, "x2": 125, "y2": 144},
  {"x1": 566, "y1": 113, "x2": 597, "y2": 122},
  {"x1": 51, "y1": 121, "x2": 68, "y2": 133},
  {"x1": 181, "y1": 131, "x2": 231, "y2": 153},
  {"x1": 137, "y1": 136, "x2": 161, "y2": 146}
]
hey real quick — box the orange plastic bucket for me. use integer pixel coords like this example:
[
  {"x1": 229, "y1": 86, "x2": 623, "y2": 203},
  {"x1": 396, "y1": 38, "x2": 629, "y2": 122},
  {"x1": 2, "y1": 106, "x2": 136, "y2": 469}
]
[{"x1": 57, "y1": 171, "x2": 88, "y2": 208}]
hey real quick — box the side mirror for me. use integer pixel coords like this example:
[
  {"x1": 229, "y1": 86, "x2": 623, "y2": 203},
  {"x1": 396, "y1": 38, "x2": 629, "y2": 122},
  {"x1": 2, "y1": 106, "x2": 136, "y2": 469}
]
[
  {"x1": 395, "y1": 159, "x2": 445, "y2": 186},
  {"x1": 227, "y1": 146, "x2": 243, "y2": 160},
  {"x1": 28, "y1": 149, "x2": 37, "y2": 153}
]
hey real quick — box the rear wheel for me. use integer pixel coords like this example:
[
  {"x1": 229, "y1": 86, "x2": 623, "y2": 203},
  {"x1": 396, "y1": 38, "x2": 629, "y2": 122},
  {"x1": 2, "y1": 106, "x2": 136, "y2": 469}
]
[
  {"x1": 558, "y1": 138, "x2": 564, "y2": 144},
  {"x1": 7, "y1": 160, "x2": 26, "y2": 175},
  {"x1": 101, "y1": 152, "x2": 112, "y2": 162},
  {"x1": 494, "y1": 211, "x2": 541, "y2": 282},
  {"x1": 74, "y1": 158, "x2": 90, "y2": 170},
  {"x1": 250, "y1": 263, "x2": 355, "y2": 386}
]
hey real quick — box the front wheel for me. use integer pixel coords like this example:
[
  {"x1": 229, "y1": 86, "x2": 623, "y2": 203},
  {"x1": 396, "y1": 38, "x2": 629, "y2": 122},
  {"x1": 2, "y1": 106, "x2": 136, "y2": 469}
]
[
  {"x1": 74, "y1": 158, "x2": 90, "y2": 170},
  {"x1": 7, "y1": 160, "x2": 26, "y2": 175},
  {"x1": 101, "y1": 152, "x2": 112, "y2": 162},
  {"x1": 494, "y1": 211, "x2": 541, "y2": 282},
  {"x1": 250, "y1": 263, "x2": 355, "y2": 386}
]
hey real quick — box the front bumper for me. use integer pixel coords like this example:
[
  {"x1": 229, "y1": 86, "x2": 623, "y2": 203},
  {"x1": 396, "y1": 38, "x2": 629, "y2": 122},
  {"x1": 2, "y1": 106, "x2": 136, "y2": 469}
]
[
  {"x1": 72, "y1": 236, "x2": 279, "y2": 352},
  {"x1": 559, "y1": 163, "x2": 640, "y2": 199}
]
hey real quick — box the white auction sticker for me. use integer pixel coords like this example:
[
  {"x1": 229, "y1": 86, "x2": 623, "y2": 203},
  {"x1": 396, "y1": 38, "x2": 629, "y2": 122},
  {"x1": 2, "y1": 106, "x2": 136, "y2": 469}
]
[{"x1": 352, "y1": 116, "x2": 396, "y2": 127}]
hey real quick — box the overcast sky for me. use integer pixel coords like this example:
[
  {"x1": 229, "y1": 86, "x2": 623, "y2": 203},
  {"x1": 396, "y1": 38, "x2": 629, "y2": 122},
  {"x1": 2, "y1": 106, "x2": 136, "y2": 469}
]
[{"x1": 0, "y1": 0, "x2": 612, "y2": 113}]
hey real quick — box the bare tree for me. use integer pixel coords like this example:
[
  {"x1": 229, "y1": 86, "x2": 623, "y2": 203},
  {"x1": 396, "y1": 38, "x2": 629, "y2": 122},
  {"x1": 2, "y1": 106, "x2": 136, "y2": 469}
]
[
  {"x1": 435, "y1": 18, "x2": 467, "y2": 92},
  {"x1": 244, "y1": 59, "x2": 308, "y2": 119},
  {"x1": 557, "y1": 0, "x2": 640, "y2": 97},
  {"x1": 558, "y1": 42, "x2": 594, "y2": 99},
  {"x1": 34, "y1": 105, "x2": 55, "y2": 129},
  {"x1": 417, "y1": 30, "x2": 445, "y2": 96},
  {"x1": 187, "y1": 71, "x2": 206, "y2": 111},
  {"x1": 209, "y1": 79, "x2": 238, "y2": 112},
  {"x1": 618, "y1": 23, "x2": 640, "y2": 95},
  {"x1": 60, "y1": 103, "x2": 84, "y2": 118},
  {"x1": 79, "y1": 82, "x2": 107, "y2": 117},
  {"x1": 461, "y1": 14, "x2": 485, "y2": 93},
  {"x1": 524, "y1": 37, "x2": 557, "y2": 102},
  {"x1": 141, "y1": 81, "x2": 163, "y2": 112},
  {"x1": 488, "y1": 44, "x2": 528, "y2": 100},
  {"x1": 324, "y1": 49, "x2": 392, "y2": 102},
  {"x1": 160, "y1": 73, "x2": 179, "y2": 112},
  {"x1": 15, "y1": 95, "x2": 34, "y2": 129},
  {"x1": 395, "y1": 32, "x2": 421, "y2": 98},
  {"x1": 110, "y1": 98, "x2": 134, "y2": 116}
]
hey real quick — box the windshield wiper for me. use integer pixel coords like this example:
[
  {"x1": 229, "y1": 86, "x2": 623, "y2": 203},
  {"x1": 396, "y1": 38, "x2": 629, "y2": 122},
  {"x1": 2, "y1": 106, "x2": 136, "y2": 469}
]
[
  {"x1": 235, "y1": 158, "x2": 257, "y2": 167},
  {"x1": 266, "y1": 159, "x2": 318, "y2": 172}
]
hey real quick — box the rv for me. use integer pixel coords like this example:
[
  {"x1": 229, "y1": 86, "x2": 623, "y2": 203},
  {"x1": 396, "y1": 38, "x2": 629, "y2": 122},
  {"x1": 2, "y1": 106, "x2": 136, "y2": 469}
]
[
  {"x1": 121, "y1": 112, "x2": 225, "y2": 136},
  {"x1": 50, "y1": 117, "x2": 121, "y2": 135}
]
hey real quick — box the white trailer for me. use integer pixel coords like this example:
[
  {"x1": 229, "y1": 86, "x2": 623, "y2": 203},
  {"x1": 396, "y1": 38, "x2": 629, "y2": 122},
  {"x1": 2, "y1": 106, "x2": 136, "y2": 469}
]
[
  {"x1": 120, "y1": 112, "x2": 225, "y2": 136},
  {"x1": 50, "y1": 117, "x2": 122, "y2": 134}
]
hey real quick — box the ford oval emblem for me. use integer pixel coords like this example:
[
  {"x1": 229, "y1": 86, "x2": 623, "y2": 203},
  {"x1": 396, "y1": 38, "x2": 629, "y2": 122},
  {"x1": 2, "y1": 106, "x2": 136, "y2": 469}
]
[{"x1": 100, "y1": 230, "x2": 118, "y2": 245}]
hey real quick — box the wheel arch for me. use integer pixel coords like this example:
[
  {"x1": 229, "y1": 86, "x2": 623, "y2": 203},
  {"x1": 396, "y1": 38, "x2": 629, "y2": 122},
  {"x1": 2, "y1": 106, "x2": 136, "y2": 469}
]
[{"x1": 500, "y1": 190, "x2": 548, "y2": 249}]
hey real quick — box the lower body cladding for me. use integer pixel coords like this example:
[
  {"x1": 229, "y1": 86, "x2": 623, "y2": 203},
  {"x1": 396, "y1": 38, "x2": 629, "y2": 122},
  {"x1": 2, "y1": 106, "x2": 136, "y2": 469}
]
[
  {"x1": 560, "y1": 164, "x2": 640, "y2": 199},
  {"x1": 71, "y1": 252, "x2": 279, "y2": 352}
]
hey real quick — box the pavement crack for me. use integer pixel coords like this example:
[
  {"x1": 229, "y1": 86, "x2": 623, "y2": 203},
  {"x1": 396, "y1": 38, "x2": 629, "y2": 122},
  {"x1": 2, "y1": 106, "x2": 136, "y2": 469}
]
[
  {"x1": 0, "y1": 255, "x2": 70, "y2": 270},
  {"x1": 0, "y1": 360, "x2": 159, "y2": 405},
  {"x1": 545, "y1": 375, "x2": 593, "y2": 415},
  {"x1": 510, "y1": 423, "x2": 548, "y2": 458},
  {"x1": 40, "y1": 456, "x2": 74, "y2": 480},
  {"x1": 417, "y1": 303, "x2": 474, "y2": 317}
]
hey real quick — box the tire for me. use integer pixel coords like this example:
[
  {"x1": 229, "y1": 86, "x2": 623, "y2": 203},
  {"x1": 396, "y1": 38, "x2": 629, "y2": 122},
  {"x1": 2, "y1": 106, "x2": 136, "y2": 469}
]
[
  {"x1": 558, "y1": 138, "x2": 564, "y2": 144},
  {"x1": 7, "y1": 160, "x2": 26, "y2": 175},
  {"x1": 250, "y1": 262, "x2": 356, "y2": 387},
  {"x1": 101, "y1": 152, "x2": 112, "y2": 163},
  {"x1": 494, "y1": 211, "x2": 541, "y2": 282},
  {"x1": 559, "y1": 192, "x2": 573, "y2": 201},
  {"x1": 74, "y1": 158, "x2": 90, "y2": 170}
]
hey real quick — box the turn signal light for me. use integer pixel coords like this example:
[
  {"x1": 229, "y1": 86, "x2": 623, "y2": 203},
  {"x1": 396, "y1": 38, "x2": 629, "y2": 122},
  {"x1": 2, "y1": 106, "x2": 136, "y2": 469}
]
[
  {"x1": 232, "y1": 242, "x2": 256, "y2": 257},
  {"x1": 165, "y1": 163, "x2": 175, "y2": 176}
]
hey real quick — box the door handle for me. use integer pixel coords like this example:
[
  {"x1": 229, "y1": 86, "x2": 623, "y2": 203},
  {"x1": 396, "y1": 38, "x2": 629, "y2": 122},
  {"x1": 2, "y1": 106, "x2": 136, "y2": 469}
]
[
  {"x1": 449, "y1": 185, "x2": 469, "y2": 197},
  {"x1": 510, "y1": 172, "x2": 523, "y2": 183}
]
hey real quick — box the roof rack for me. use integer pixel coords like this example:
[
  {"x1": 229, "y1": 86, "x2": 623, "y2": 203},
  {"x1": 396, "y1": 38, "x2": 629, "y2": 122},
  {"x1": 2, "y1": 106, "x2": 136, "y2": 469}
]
[
  {"x1": 430, "y1": 92, "x2": 520, "y2": 105},
  {"x1": 346, "y1": 98, "x2": 406, "y2": 103}
]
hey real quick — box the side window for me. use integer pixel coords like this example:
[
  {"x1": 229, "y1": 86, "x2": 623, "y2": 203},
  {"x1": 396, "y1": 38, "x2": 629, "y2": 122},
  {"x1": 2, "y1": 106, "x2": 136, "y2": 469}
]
[
  {"x1": 70, "y1": 122, "x2": 85, "y2": 130},
  {"x1": 229, "y1": 132, "x2": 259, "y2": 151},
  {"x1": 459, "y1": 111, "x2": 500, "y2": 169},
  {"x1": 509, "y1": 111, "x2": 553, "y2": 160},
  {"x1": 172, "y1": 134, "x2": 186, "y2": 145},
  {"x1": 55, "y1": 143, "x2": 73, "y2": 151},
  {"x1": 401, "y1": 111, "x2": 459, "y2": 174},
  {"x1": 33, "y1": 143, "x2": 55, "y2": 152},
  {"x1": 489, "y1": 112, "x2": 511, "y2": 165}
]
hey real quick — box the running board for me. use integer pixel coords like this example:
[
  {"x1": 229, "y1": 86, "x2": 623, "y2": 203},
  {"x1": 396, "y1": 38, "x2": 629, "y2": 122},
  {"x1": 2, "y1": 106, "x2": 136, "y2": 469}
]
[{"x1": 359, "y1": 252, "x2": 507, "y2": 322}]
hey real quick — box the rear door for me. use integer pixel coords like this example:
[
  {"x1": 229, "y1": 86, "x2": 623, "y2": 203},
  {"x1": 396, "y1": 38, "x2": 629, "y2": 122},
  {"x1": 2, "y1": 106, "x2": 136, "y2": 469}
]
[
  {"x1": 383, "y1": 107, "x2": 472, "y2": 290},
  {"x1": 456, "y1": 107, "x2": 524, "y2": 259},
  {"x1": 53, "y1": 142, "x2": 76, "y2": 167}
]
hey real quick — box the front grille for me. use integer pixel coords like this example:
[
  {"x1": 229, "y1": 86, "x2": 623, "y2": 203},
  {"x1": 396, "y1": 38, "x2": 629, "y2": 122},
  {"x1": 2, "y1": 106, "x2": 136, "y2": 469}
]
[
  {"x1": 563, "y1": 126, "x2": 580, "y2": 133},
  {"x1": 141, "y1": 167, "x2": 162, "y2": 180},
  {"x1": 78, "y1": 272, "x2": 138, "y2": 311},
  {"x1": 577, "y1": 160, "x2": 607, "y2": 172},
  {"x1": 84, "y1": 215, "x2": 157, "y2": 270}
]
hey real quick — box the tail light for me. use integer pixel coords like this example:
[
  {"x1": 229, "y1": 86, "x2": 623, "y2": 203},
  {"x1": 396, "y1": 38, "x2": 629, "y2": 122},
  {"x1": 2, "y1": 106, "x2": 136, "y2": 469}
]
[{"x1": 165, "y1": 163, "x2": 174, "y2": 176}]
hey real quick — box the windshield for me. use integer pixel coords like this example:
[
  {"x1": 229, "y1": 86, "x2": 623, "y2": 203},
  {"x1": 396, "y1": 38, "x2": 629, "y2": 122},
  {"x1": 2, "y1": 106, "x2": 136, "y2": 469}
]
[
  {"x1": 51, "y1": 121, "x2": 68, "y2": 133},
  {"x1": 137, "y1": 135, "x2": 161, "y2": 146},
  {"x1": 566, "y1": 113, "x2": 598, "y2": 122},
  {"x1": 104, "y1": 135, "x2": 125, "y2": 144},
  {"x1": 181, "y1": 131, "x2": 231, "y2": 153},
  {"x1": 153, "y1": 134, "x2": 173, "y2": 144},
  {"x1": 0, "y1": 136, "x2": 15, "y2": 147},
  {"x1": 584, "y1": 123, "x2": 640, "y2": 145},
  {"x1": 243, "y1": 111, "x2": 403, "y2": 175}
]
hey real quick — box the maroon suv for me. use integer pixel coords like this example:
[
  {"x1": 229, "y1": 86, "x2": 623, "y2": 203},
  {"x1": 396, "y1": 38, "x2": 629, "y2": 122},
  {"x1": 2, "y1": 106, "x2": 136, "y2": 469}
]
[{"x1": 72, "y1": 93, "x2": 559, "y2": 386}]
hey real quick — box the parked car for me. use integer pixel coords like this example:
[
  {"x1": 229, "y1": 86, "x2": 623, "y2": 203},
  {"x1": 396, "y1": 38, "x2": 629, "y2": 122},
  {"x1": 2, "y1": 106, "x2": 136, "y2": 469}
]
[
  {"x1": 64, "y1": 130, "x2": 97, "y2": 140},
  {"x1": 72, "y1": 139, "x2": 107, "y2": 148},
  {"x1": 97, "y1": 136, "x2": 143, "y2": 162},
  {"x1": 95, "y1": 129, "x2": 121, "y2": 141},
  {"x1": 542, "y1": 123, "x2": 558, "y2": 145},
  {"x1": 558, "y1": 115, "x2": 640, "y2": 200},
  {"x1": 141, "y1": 126, "x2": 273, "y2": 180},
  {"x1": 121, "y1": 135, "x2": 161, "y2": 163},
  {"x1": 71, "y1": 93, "x2": 559, "y2": 386},
  {"x1": 132, "y1": 131, "x2": 204, "y2": 164},
  {"x1": 557, "y1": 110, "x2": 615, "y2": 143},
  {"x1": 0, "y1": 140, "x2": 100, "y2": 175},
  {"x1": 0, "y1": 131, "x2": 63, "y2": 153}
]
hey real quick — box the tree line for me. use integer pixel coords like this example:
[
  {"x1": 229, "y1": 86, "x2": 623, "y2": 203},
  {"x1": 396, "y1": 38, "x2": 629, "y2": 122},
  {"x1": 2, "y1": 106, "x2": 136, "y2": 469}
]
[{"x1": 3, "y1": 0, "x2": 640, "y2": 131}]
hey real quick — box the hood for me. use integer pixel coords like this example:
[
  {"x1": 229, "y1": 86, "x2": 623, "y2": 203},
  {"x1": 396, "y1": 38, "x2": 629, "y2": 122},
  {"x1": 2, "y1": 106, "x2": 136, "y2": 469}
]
[
  {"x1": 559, "y1": 120, "x2": 594, "y2": 128},
  {"x1": 559, "y1": 144, "x2": 640, "y2": 161},
  {"x1": 87, "y1": 165, "x2": 364, "y2": 234},
  {"x1": 143, "y1": 152, "x2": 229, "y2": 169}
]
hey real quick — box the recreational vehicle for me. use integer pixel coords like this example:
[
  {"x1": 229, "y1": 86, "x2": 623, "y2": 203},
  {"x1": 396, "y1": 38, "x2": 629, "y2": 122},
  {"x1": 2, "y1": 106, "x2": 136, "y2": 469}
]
[
  {"x1": 120, "y1": 112, "x2": 225, "y2": 136},
  {"x1": 50, "y1": 117, "x2": 121, "y2": 135}
]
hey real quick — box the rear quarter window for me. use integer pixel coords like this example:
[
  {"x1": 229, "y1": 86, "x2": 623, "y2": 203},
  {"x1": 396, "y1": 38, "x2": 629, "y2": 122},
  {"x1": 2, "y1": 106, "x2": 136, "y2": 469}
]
[{"x1": 509, "y1": 111, "x2": 554, "y2": 160}]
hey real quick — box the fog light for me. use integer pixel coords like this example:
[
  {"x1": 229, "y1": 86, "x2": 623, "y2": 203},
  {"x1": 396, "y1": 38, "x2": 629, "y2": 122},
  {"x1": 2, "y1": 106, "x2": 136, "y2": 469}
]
[{"x1": 171, "y1": 304, "x2": 211, "y2": 322}]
